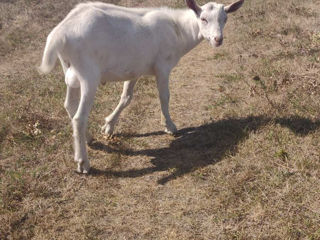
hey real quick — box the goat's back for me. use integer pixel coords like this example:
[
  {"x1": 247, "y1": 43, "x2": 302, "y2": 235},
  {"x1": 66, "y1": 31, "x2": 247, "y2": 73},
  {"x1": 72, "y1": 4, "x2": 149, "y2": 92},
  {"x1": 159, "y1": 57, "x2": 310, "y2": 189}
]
[{"x1": 52, "y1": 2, "x2": 184, "y2": 81}]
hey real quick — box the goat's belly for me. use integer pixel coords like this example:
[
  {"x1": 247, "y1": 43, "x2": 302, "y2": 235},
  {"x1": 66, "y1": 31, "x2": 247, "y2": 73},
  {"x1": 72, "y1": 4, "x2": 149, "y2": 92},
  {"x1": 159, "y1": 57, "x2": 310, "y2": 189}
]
[{"x1": 101, "y1": 68, "x2": 150, "y2": 84}]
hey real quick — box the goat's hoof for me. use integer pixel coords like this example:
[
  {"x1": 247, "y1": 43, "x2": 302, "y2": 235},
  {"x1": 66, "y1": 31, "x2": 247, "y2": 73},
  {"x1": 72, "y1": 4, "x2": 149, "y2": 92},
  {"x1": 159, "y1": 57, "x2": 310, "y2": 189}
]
[
  {"x1": 82, "y1": 168, "x2": 90, "y2": 174},
  {"x1": 76, "y1": 165, "x2": 90, "y2": 174},
  {"x1": 101, "y1": 123, "x2": 114, "y2": 136},
  {"x1": 165, "y1": 125, "x2": 177, "y2": 135},
  {"x1": 76, "y1": 159, "x2": 90, "y2": 174},
  {"x1": 75, "y1": 168, "x2": 90, "y2": 174}
]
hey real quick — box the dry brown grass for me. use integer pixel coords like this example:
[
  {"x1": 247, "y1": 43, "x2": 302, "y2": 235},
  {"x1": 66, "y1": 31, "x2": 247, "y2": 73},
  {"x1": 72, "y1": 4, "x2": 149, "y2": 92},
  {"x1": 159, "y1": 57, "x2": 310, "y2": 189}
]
[{"x1": 1, "y1": 0, "x2": 320, "y2": 239}]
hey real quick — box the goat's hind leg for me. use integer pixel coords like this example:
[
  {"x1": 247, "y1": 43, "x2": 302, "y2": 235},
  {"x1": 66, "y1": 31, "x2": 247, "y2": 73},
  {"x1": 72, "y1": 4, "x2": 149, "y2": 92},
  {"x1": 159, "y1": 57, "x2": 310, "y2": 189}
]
[
  {"x1": 64, "y1": 86, "x2": 80, "y2": 119},
  {"x1": 64, "y1": 71, "x2": 93, "y2": 144},
  {"x1": 60, "y1": 57, "x2": 79, "y2": 120},
  {"x1": 102, "y1": 79, "x2": 137, "y2": 136},
  {"x1": 72, "y1": 68, "x2": 99, "y2": 173}
]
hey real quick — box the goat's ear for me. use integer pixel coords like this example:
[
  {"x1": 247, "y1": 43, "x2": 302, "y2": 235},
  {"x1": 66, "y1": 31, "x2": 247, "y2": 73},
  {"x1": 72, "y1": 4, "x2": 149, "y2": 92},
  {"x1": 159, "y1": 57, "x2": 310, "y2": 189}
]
[
  {"x1": 186, "y1": 0, "x2": 201, "y2": 16},
  {"x1": 224, "y1": 0, "x2": 244, "y2": 13}
]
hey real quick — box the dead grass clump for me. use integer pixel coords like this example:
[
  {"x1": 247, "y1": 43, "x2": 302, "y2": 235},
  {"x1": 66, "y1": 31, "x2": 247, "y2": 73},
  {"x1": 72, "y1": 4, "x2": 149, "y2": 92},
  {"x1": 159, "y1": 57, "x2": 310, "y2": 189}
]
[{"x1": 1, "y1": 171, "x2": 29, "y2": 211}]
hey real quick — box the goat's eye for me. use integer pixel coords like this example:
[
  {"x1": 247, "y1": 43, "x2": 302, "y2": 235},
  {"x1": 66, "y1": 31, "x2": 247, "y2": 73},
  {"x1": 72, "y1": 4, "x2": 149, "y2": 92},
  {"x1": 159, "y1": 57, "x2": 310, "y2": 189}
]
[{"x1": 201, "y1": 18, "x2": 208, "y2": 24}]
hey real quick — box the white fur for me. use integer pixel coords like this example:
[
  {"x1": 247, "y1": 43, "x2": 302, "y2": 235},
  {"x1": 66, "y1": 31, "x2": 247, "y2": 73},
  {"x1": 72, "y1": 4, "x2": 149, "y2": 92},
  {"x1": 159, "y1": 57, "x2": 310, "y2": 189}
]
[{"x1": 39, "y1": 0, "x2": 243, "y2": 173}]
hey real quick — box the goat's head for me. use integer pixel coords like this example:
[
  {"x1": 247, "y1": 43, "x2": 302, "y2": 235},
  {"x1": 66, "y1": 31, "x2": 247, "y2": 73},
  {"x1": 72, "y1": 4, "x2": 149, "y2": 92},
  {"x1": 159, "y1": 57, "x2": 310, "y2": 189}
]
[{"x1": 186, "y1": 0, "x2": 244, "y2": 47}]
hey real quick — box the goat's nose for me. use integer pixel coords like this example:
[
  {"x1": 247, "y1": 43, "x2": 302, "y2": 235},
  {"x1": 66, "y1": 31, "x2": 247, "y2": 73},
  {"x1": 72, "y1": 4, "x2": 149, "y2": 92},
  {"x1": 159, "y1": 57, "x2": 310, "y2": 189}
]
[{"x1": 214, "y1": 36, "x2": 223, "y2": 44}]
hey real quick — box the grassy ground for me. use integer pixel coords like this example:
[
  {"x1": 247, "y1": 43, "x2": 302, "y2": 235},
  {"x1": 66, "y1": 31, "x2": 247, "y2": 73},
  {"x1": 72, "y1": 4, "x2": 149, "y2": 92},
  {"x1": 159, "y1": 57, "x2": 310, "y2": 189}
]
[{"x1": 1, "y1": 0, "x2": 320, "y2": 239}]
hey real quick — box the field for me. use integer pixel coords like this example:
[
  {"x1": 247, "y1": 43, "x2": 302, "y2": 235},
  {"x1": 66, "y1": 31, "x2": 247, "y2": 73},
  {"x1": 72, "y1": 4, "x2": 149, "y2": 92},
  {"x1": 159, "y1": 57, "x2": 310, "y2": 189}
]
[{"x1": 0, "y1": 0, "x2": 320, "y2": 239}]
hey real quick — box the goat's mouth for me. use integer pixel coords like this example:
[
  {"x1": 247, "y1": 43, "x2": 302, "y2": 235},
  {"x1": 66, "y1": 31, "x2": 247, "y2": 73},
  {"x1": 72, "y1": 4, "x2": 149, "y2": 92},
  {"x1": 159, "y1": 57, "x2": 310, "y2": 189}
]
[{"x1": 211, "y1": 39, "x2": 223, "y2": 48}]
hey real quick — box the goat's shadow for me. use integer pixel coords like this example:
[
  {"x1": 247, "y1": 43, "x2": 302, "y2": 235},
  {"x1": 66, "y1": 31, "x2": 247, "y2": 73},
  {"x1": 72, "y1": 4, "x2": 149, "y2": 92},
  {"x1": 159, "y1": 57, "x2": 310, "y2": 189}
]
[{"x1": 89, "y1": 115, "x2": 320, "y2": 184}]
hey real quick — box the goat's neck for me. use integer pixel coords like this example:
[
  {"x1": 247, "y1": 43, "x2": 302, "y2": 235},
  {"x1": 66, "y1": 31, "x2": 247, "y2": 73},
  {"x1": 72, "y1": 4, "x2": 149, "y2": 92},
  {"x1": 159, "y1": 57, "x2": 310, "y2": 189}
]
[{"x1": 174, "y1": 9, "x2": 204, "y2": 56}]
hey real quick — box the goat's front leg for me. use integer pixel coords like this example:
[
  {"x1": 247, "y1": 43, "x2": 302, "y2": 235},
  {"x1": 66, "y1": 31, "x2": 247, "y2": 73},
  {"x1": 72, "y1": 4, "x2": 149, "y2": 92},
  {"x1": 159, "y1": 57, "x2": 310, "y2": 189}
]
[
  {"x1": 156, "y1": 71, "x2": 177, "y2": 134},
  {"x1": 102, "y1": 79, "x2": 137, "y2": 136}
]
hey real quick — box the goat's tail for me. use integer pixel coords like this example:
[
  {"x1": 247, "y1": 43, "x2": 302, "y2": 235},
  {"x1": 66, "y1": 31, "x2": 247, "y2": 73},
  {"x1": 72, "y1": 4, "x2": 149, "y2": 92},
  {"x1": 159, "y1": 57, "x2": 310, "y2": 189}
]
[{"x1": 38, "y1": 28, "x2": 65, "y2": 74}]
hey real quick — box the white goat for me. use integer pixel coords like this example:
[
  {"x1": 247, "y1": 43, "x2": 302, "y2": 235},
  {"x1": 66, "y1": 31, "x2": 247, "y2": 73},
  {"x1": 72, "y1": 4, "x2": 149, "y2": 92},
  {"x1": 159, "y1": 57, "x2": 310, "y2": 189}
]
[{"x1": 39, "y1": 0, "x2": 244, "y2": 173}]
